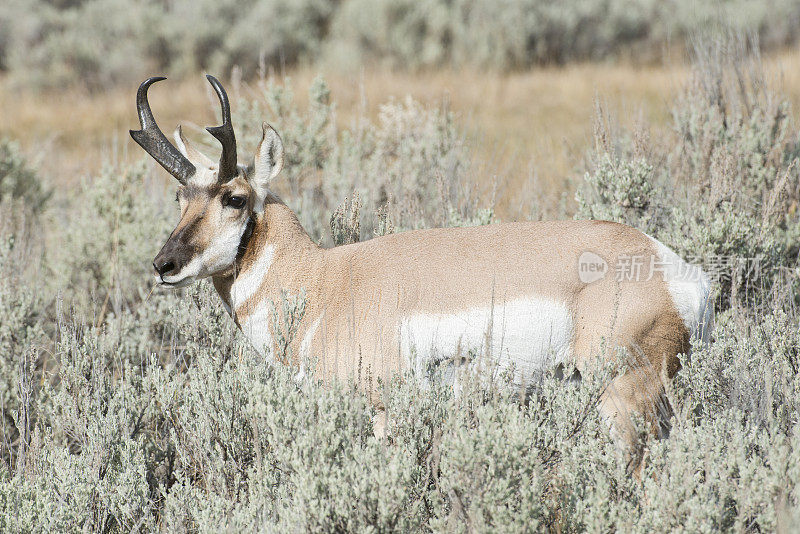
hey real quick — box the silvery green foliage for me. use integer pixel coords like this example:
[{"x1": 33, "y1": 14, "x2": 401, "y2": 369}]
[
  {"x1": 0, "y1": 138, "x2": 49, "y2": 214},
  {"x1": 672, "y1": 310, "x2": 800, "y2": 436},
  {"x1": 639, "y1": 310, "x2": 800, "y2": 532},
  {"x1": 323, "y1": 92, "x2": 488, "y2": 233},
  {"x1": 329, "y1": 192, "x2": 363, "y2": 246},
  {"x1": 165, "y1": 0, "x2": 336, "y2": 77},
  {"x1": 575, "y1": 156, "x2": 659, "y2": 232},
  {"x1": 269, "y1": 288, "x2": 307, "y2": 363},
  {"x1": 0, "y1": 0, "x2": 335, "y2": 89},
  {"x1": 334, "y1": 93, "x2": 490, "y2": 233},
  {"x1": 6, "y1": 264, "x2": 798, "y2": 532},
  {"x1": 0, "y1": 233, "x2": 44, "y2": 471},
  {"x1": 0, "y1": 0, "x2": 163, "y2": 90},
  {"x1": 330, "y1": 0, "x2": 655, "y2": 69},
  {"x1": 236, "y1": 76, "x2": 490, "y2": 243},
  {"x1": 7, "y1": 1, "x2": 800, "y2": 87},
  {"x1": 329, "y1": 0, "x2": 800, "y2": 71},
  {"x1": 328, "y1": 0, "x2": 454, "y2": 70},
  {"x1": 49, "y1": 162, "x2": 171, "y2": 316},
  {"x1": 576, "y1": 35, "x2": 800, "y2": 309}
]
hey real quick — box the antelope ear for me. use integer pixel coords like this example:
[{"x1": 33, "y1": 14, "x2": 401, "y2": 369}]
[
  {"x1": 173, "y1": 125, "x2": 216, "y2": 169},
  {"x1": 251, "y1": 123, "x2": 284, "y2": 206}
]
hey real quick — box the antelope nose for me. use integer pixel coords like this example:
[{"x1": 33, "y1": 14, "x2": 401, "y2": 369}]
[
  {"x1": 153, "y1": 259, "x2": 176, "y2": 277},
  {"x1": 154, "y1": 239, "x2": 190, "y2": 279}
]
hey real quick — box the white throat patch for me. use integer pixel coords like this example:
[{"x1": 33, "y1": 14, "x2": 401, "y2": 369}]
[{"x1": 231, "y1": 244, "x2": 276, "y2": 308}]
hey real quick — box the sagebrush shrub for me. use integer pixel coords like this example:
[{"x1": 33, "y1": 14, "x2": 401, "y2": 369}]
[
  {"x1": 165, "y1": 0, "x2": 337, "y2": 77},
  {"x1": 576, "y1": 34, "x2": 800, "y2": 310},
  {"x1": 5, "y1": 0, "x2": 800, "y2": 88},
  {"x1": 235, "y1": 75, "x2": 492, "y2": 244},
  {"x1": 49, "y1": 162, "x2": 171, "y2": 317},
  {"x1": 0, "y1": 138, "x2": 49, "y2": 213},
  {"x1": 0, "y1": 235, "x2": 45, "y2": 472},
  {"x1": 1, "y1": 0, "x2": 163, "y2": 90}
]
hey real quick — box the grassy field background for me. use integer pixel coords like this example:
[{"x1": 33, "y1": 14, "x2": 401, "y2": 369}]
[{"x1": 4, "y1": 49, "x2": 800, "y2": 218}]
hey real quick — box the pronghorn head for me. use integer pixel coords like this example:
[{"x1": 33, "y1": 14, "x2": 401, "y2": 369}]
[{"x1": 130, "y1": 75, "x2": 284, "y2": 288}]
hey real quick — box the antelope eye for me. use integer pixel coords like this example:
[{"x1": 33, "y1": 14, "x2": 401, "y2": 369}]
[{"x1": 226, "y1": 195, "x2": 247, "y2": 209}]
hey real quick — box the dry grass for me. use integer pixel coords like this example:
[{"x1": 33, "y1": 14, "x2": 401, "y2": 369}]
[{"x1": 2, "y1": 50, "x2": 800, "y2": 218}]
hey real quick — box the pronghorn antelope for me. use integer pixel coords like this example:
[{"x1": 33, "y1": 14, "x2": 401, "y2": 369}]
[{"x1": 131, "y1": 75, "x2": 713, "y2": 465}]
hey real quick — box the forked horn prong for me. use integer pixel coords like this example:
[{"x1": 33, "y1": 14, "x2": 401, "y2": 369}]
[
  {"x1": 130, "y1": 77, "x2": 197, "y2": 184},
  {"x1": 205, "y1": 74, "x2": 238, "y2": 183}
]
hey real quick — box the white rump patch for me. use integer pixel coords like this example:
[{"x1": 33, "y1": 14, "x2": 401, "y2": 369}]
[
  {"x1": 647, "y1": 236, "x2": 714, "y2": 343},
  {"x1": 400, "y1": 297, "x2": 574, "y2": 388},
  {"x1": 231, "y1": 245, "x2": 275, "y2": 307}
]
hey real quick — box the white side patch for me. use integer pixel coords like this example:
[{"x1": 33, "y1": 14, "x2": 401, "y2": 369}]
[
  {"x1": 647, "y1": 235, "x2": 714, "y2": 343},
  {"x1": 240, "y1": 305, "x2": 320, "y2": 371},
  {"x1": 294, "y1": 315, "x2": 322, "y2": 384},
  {"x1": 400, "y1": 297, "x2": 573, "y2": 388},
  {"x1": 239, "y1": 302, "x2": 273, "y2": 360},
  {"x1": 299, "y1": 315, "x2": 322, "y2": 360},
  {"x1": 231, "y1": 245, "x2": 275, "y2": 307}
]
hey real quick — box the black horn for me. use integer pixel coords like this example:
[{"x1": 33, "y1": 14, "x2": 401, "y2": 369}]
[
  {"x1": 130, "y1": 77, "x2": 196, "y2": 184},
  {"x1": 205, "y1": 74, "x2": 238, "y2": 182}
]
